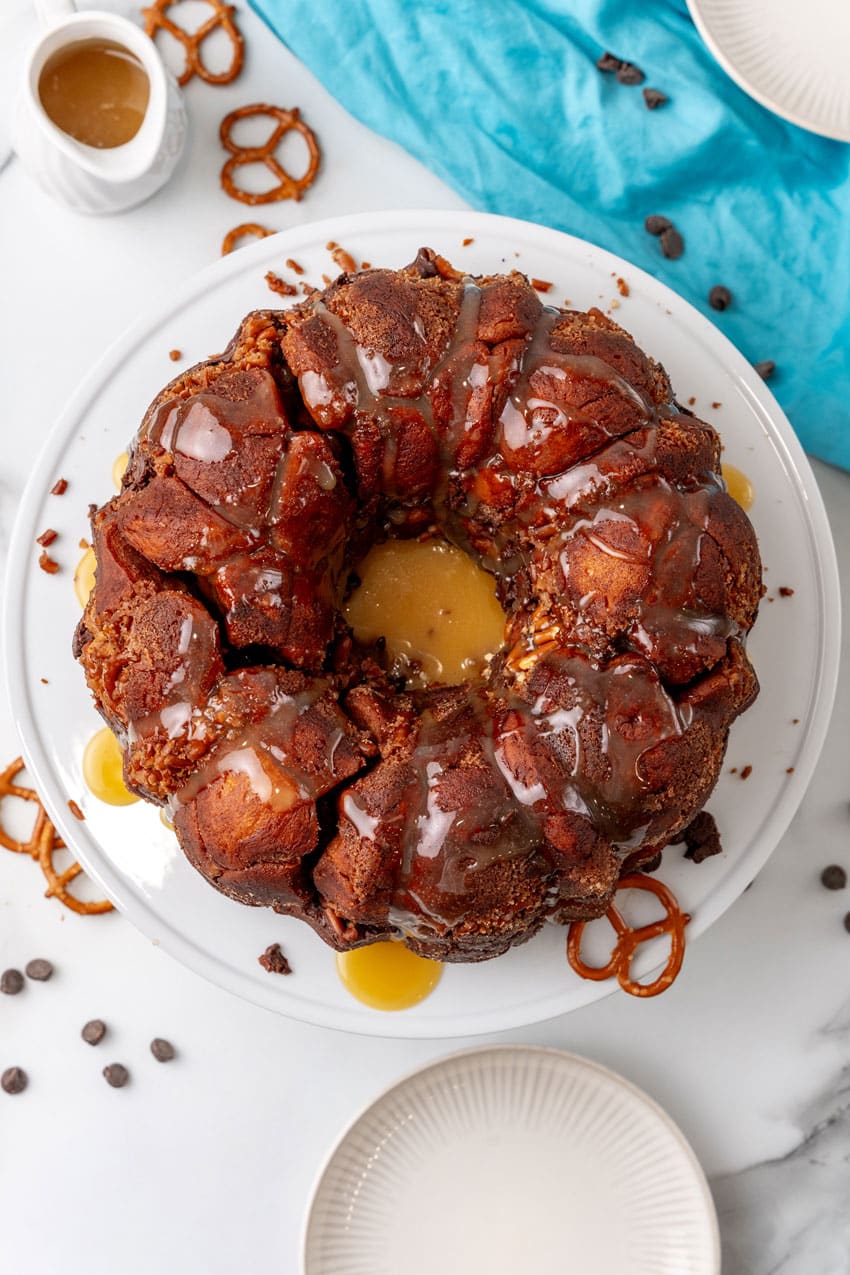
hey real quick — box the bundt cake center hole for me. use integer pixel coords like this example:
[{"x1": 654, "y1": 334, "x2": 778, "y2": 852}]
[{"x1": 342, "y1": 536, "x2": 507, "y2": 689}]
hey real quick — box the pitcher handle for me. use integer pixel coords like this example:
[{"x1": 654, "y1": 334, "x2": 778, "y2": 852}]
[{"x1": 33, "y1": 0, "x2": 76, "y2": 29}]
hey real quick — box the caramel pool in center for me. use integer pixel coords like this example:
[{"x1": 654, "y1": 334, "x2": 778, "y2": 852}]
[{"x1": 343, "y1": 537, "x2": 506, "y2": 686}]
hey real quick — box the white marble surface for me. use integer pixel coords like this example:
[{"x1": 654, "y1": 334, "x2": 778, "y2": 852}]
[{"x1": 1, "y1": 5, "x2": 849, "y2": 1272}]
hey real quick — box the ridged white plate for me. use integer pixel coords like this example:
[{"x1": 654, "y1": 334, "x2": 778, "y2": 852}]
[
  {"x1": 688, "y1": 0, "x2": 850, "y2": 141},
  {"x1": 3, "y1": 209, "x2": 840, "y2": 1037},
  {"x1": 303, "y1": 1046, "x2": 719, "y2": 1275}
]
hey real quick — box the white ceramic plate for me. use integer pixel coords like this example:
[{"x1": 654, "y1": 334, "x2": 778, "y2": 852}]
[
  {"x1": 3, "y1": 210, "x2": 840, "y2": 1038},
  {"x1": 303, "y1": 1045, "x2": 720, "y2": 1275},
  {"x1": 688, "y1": 0, "x2": 850, "y2": 141}
]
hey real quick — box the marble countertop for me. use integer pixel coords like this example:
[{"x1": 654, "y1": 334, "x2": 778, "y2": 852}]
[{"x1": 1, "y1": 5, "x2": 849, "y2": 1272}]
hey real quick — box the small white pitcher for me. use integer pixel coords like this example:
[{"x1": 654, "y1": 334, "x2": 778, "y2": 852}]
[{"x1": 13, "y1": 0, "x2": 187, "y2": 214}]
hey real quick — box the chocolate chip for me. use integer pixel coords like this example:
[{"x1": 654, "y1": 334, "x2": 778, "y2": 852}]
[
  {"x1": 673, "y1": 811, "x2": 722, "y2": 864},
  {"x1": 258, "y1": 943, "x2": 292, "y2": 975},
  {"x1": 754, "y1": 359, "x2": 776, "y2": 381},
  {"x1": 2, "y1": 1067, "x2": 27, "y2": 1095},
  {"x1": 150, "y1": 1038, "x2": 175, "y2": 1062},
  {"x1": 821, "y1": 865, "x2": 847, "y2": 890},
  {"x1": 1, "y1": 969, "x2": 24, "y2": 996},
  {"x1": 25, "y1": 959, "x2": 53, "y2": 982},
  {"x1": 709, "y1": 285, "x2": 733, "y2": 311},
  {"x1": 643, "y1": 88, "x2": 667, "y2": 109},
  {"x1": 644, "y1": 214, "x2": 672, "y2": 236},
  {"x1": 81, "y1": 1019, "x2": 106, "y2": 1046},
  {"x1": 596, "y1": 51, "x2": 622, "y2": 73},
  {"x1": 103, "y1": 1063, "x2": 129, "y2": 1088},
  {"x1": 660, "y1": 226, "x2": 685, "y2": 259},
  {"x1": 616, "y1": 62, "x2": 645, "y2": 85}
]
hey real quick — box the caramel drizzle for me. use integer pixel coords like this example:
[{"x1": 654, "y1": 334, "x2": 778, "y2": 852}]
[
  {"x1": 386, "y1": 656, "x2": 690, "y2": 936},
  {"x1": 308, "y1": 282, "x2": 484, "y2": 500}
]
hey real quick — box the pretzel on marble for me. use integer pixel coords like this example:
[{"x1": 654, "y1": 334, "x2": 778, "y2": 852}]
[
  {"x1": 221, "y1": 222, "x2": 274, "y2": 255},
  {"x1": 141, "y1": 0, "x2": 244, "y2": 87},
  {"x1": 219, "y1": 104, "x2": 320, "y2": 205},
  {"x1": 0, "y1": 757, "x2": 113, "y2": 916},
  {"x1": 0, "y1": 757, "x2": 54, "y2": 855},
  {"x1": 567, "y1": 872, "x2": 690, "y2": 998},
  {"x1": 36, "y1": 817, "x2": 113, "y2": 916}
]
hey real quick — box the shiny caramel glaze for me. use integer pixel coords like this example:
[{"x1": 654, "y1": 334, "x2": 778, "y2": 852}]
[
  {"x1": 82, "y1": 726, "x2": 139, "y2": 806},
  {"x1": 722, "y1": 463, "x2": 754, "y2": 511},
  {"x1": 74, "y1": 257, "x2": 761, "y2": 963},
  {"x1": 343, "y1": 538, "x2": 506, "y2": 686},
  {"x1": 336, "y1": 941, "x2": 442, "y2": 1011}
]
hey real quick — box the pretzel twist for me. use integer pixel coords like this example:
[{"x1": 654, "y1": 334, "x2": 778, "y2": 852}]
[
  {"x1": 567, "y1": 872, "x2": 690, "y2": 997},
  {"x1": 222, "y1": 222, "x2": 273, "y2": 256},
  {"x1": 219, "y1": 104, "x2": 320, "y2": 205},
  {"x1": 142, "y1": 0, "x2": 244, "y2": 87},
  {"x1": 0, "y1": 757, "x2": 113, "y2": 915}
]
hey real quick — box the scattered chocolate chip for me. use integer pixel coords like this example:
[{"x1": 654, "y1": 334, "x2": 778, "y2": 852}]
[
  {"x1": 531, "y1": 278, "x2": 553, "y2": 293},
  {"x1": 596, "y1": 51, "x2": 622, "y2": 73},
  {"x1": 103, "y1": 1063, "x2": 129, "y2": 1088},
  {"x1": 779, "y1": 586, "x2": 794, "y2": 597},
  {"x1": 786, "y1": 766, "x2": 795, "y2": 774},
  {"x1": 739, "y1": 765, "x2": 753, "y2": 780},
  {"x1": 2, "y1": 1067, "x2": 27, "y2": 1095},
  {"x1": 644, "y1": 214, "x2": 672, "y2": 236},
  {"x1": 81, "y1": 1019, "x2": 106, "y2": 1046},
  {"x1": 36, "y1": 528, "x2": 58, "y2": 548},
  {"x1": 709, "y1": 285, "x2": 732, "y2": 311},
  {"x1": 616, "y1": 62, "x2": 645, "y2": 85},
  {"x1": 25, "y1": 958, "x2": 53, "y2": 982},
  {"x1": 50, "y1": 478, "x2": 68, "y2": 496},
  {"x1": 660, "y1": 226, "x2": 685, "y2": 259},
  {"x1": 68, "y1": 800, "x2": 85, "y2": 821},
  {"x1": 38, "y1": 551, "x2": 59, "y2": 574},
  {"x1": 285, "y1": 257, "x2": 305, "y2": 275},
  {"x1": 643, "y1": 87, "x2": 667, "y2": 109},
  {"x1": 1, "y1": 969, "x2": 24, "y2": 996},
  {"x1": 821, "y1": 864, "x2": 847, "y2": 891},
  {"x1": 150, "y1": 1038, "x2": 175, "y2": 1062},
  {"x1": 258, "y1": 943, "x2": 291, "y2": 975},
  {"x1": 462, "y1": 237, "x2": 474, "y2": 246},
  {"x1": 754, "y1": 359, "x2": 775, "y2": 381},
  {"x1": 673, "y1": 811, "x2": 722, "y2": 864},
  {"x1": 168, "y1": 349, "x2": 181, "y2": 362}
]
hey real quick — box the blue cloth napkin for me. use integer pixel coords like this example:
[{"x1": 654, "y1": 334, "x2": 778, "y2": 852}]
[{"x1": 250, "y1": 0, "x2": 850, "y2": 470}]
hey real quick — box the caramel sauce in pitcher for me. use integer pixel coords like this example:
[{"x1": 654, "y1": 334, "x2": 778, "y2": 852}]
[{"x1": 39, "y1": 39, "x2": 150, "y2": 149}]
